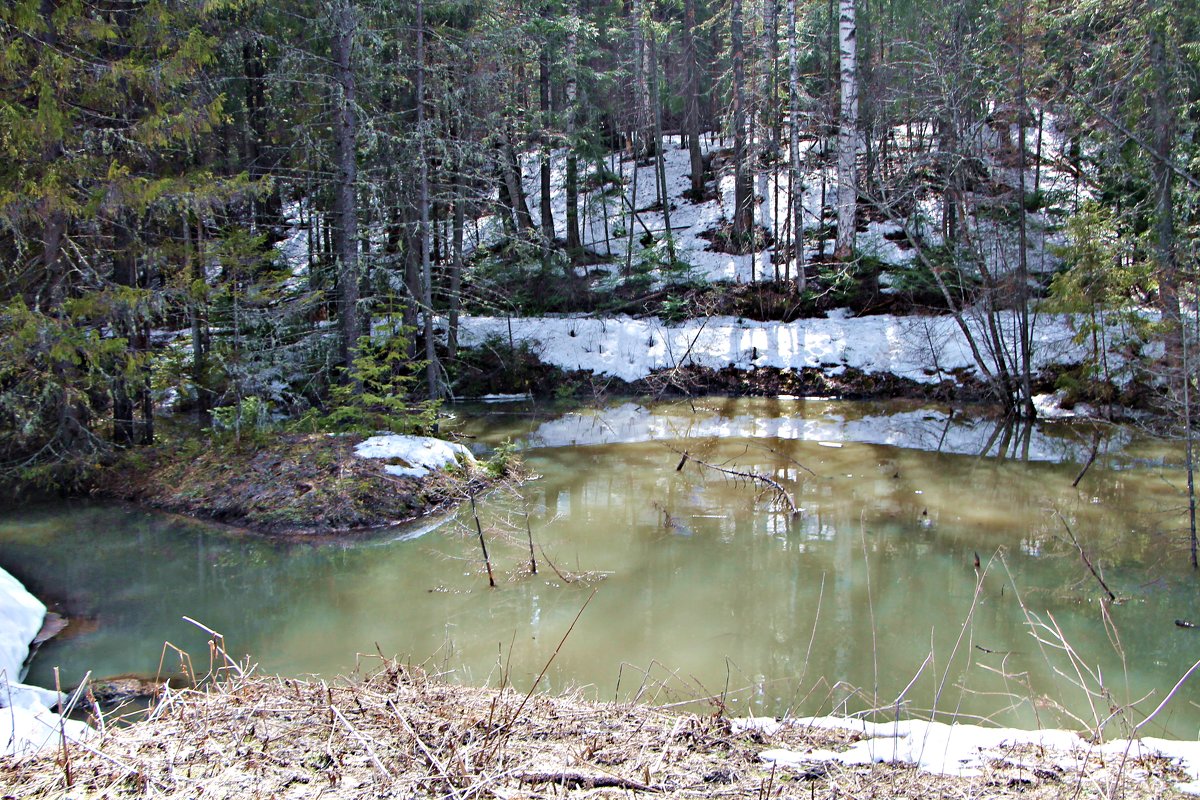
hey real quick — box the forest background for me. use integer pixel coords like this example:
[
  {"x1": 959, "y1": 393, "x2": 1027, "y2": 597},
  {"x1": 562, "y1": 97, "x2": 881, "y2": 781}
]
[{"x1": 0, "y1": 0, "x2": 1197, "y2": 490}]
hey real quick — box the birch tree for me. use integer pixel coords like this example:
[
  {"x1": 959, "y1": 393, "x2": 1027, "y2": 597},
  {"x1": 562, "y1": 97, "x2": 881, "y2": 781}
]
[{"x1": 835, "y1": 0, "x2": 858, "y2": 260}]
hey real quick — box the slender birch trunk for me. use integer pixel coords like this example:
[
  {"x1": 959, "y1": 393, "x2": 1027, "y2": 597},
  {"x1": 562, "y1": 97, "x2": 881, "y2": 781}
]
[{"x1": 835, "y1": 0, "x2": 858, "y2": 261}]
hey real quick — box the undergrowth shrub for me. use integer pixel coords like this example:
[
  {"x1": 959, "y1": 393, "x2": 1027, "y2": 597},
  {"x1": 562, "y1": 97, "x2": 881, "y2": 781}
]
[{"x1": 296, "y1": 327, "x2": 438, "y2": 434}]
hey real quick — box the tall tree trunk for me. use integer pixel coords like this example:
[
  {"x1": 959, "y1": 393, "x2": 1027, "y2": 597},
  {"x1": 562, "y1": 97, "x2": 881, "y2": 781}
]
[
  {"x1": 649, "y1": 29, "x2": 675, "y2": 264},
  {"x1": 731, "y1": 0, "x2": 755, "y2": 240},
  {"x1": 242, "y1": 35, "x2": 277, "y2": 233},
  {"x1": 1151, "y1": 22, "x2": 1181, "y2": 389},
  {"x1": 448, "y1": 169, "x2": 465, "y2": 358},
  {"x1": 499, "y1": 128, "x2": 535, "y2": 234},
  {"x1": 564, "y1": 15, "x2": 582, "y2": 255},
  {"x1": 539, "y1": 41, "x2": 555, "y2": 268},
  {"x1": 1014, "y1": 0, "x2": 1035, "y2": 419},
  {"x1": 417, "y1": 0, "x2": 441, "y2": 400},
  {"x1": 788, "y1": 0, "x2": 806, "y2": 289},
  {"x1": 683, "y1": 0, "x2": 706, "y2": 198},
  {"x1": 630, "y1": 0, "x2": 654, "y2": 161},
  {"x1": 111, "y1": 216, "x2": 136, "y2": 447},
  {"x1": 762, "y1": 0, "x2": 779, "y2": 159},
  {"x1": 835, "y1": 0, "x2": 858, "y2": 260},
  {"x1": 403, "y1": 219, "x2": 421, "y2": 349},
  {"x1": 331, "y1": 0, "x2": 361, "y2": 373},
  {"x1": 34, "y1": 0, "x2": 66, "y2": 312},
  {"x1": 185, "y1": 210, "x2": 210, "y2": 420}
]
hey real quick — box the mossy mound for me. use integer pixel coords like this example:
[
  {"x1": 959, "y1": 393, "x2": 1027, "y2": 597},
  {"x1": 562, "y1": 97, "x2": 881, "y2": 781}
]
[{"x1": 96, "y1": 433, "x2": 488, "y2": 535}]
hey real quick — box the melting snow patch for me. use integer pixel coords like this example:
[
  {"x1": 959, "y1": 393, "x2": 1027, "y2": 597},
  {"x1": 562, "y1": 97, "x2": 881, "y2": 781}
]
[
  {"x1": 455, "y1": 311, "x2": 1088, "y2": 386},
  {"x1": 354, "y1": 435, "x2": 475, "y2": 478},
  {"x1": 1034, "y1": 391, "x2": 1099, "y2": 420},
  {"x1": 737, "y1": 716, "x2": 1200, "y2": 790},
  {"x1": 0, "y1": 566, "x2": 93, "y2": 756}
]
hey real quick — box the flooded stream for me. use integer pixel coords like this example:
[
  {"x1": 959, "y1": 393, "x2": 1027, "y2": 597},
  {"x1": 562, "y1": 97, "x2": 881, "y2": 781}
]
[{"x1": 3, "y1": 398, "x2": 1198, "y2": 738}]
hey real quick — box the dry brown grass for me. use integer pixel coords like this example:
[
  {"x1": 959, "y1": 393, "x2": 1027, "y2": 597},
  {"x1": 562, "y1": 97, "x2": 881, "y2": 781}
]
[{"x1": 0, "y1": 659, "x2": 1187, "y2": 800}]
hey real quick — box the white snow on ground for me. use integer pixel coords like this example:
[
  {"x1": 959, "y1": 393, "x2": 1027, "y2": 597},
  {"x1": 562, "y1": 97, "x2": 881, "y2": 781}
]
[
  {"x1": 513, "y1": 401, "x2": 1122, "y2": 464},
  {"x1": 456, "y1": 310, "x2": 1087, "y2": 385},
  {"x1": 512, "y1": 134, "x2": 845, "y2": 285},
  {"x1": 500, "y1": 117, "x2": 1075, "y2": 288},
  {"x1": 0, "y1": 567, "x2": 92, "y2": 756},
  {"x1": 266, "y1": 115, "x2": 1079, "y2": 292},
  {"x1": 737, "y1": 716, "x2": 1200, "y2": 793},
  {"x1": 354, "y1": 435, "x2": 476, "y2": 478}
]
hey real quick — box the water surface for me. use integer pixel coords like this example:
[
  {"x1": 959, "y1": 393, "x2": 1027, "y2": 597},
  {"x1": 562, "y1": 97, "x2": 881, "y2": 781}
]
[{"x1": 3, "y1": 398, "x2": 1197, "y2": 738}]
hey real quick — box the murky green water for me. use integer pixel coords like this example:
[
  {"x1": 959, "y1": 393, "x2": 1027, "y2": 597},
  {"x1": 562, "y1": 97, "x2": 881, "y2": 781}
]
[{"x1": 3, "y1": 398, "x2": 1199, "y2": 738}]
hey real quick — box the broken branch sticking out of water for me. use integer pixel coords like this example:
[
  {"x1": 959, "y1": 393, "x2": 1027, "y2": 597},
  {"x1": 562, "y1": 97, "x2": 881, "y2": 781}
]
[
  {"x1": 1072, "y1": 428, "x2": 1103, "y2": 488},
  {"x1": 672, "y1": 448, "x2": 801, "y2": 516},
  {"x1": 470, "y1": 495, "x2": 497, "y2": 588},
  {"x1": 1055, "y1": 511, "x2": 1116, "y2": 603}
]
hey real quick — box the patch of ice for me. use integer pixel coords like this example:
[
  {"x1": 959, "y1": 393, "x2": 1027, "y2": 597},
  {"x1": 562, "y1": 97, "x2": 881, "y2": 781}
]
[{"x1": 354, "y1": 435, "x2": 475, "y2": 478}]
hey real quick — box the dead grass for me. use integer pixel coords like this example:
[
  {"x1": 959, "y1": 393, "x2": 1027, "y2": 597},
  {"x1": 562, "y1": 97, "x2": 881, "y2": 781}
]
[{"x1": 0, "y1": 660, "x2": 1187, "y2": 800}]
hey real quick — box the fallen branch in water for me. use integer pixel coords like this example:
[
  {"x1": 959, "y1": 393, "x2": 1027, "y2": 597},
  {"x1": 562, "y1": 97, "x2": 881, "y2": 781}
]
[
  {"x1": 1055, "y1": 511, "x2": 1116, "y2": 603},
  {"x1": 672, "y1": 447, "x2": 801, "y2": 516},
  {"x1": 538, "y1": 545, "x2": 573, "y2": 583}
]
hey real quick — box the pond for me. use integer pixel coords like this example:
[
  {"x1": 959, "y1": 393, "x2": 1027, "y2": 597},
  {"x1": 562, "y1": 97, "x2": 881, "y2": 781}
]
[{"x1": 3, "y1": 398, "x2": 1198, "y2": 739}]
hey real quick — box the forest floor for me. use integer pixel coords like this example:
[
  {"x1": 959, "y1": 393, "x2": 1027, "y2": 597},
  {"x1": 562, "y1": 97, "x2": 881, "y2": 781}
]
[
  {"x1": 93, "y1": 433, "x2": 493, "y2": 536},
  {"x1": 0, "y1": 662, "x2": 1188, "y2": 800}
]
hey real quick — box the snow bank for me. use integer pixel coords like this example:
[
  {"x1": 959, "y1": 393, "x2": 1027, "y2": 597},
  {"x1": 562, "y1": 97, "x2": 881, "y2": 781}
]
[
  {"x1": 0, "y1": 566, "x2": 92, "y2": 757},
  {"x1": 457, "y1": 311, "x2": 1087, "y2": 385},
  {"x1": 354, "y1": 435, "x2": 476, "y2": 478},
  {"x1": 516, "y1": 401, "x2": 1122, "y2": 463},
  {"x1": 739, "y1": 716, "x2": 1200, "y2": 792}
]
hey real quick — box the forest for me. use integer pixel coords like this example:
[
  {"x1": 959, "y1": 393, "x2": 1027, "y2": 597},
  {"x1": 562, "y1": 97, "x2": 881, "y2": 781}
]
[{"x1": 1, "y1": 0, "x2": 1198, "y2": 490}]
